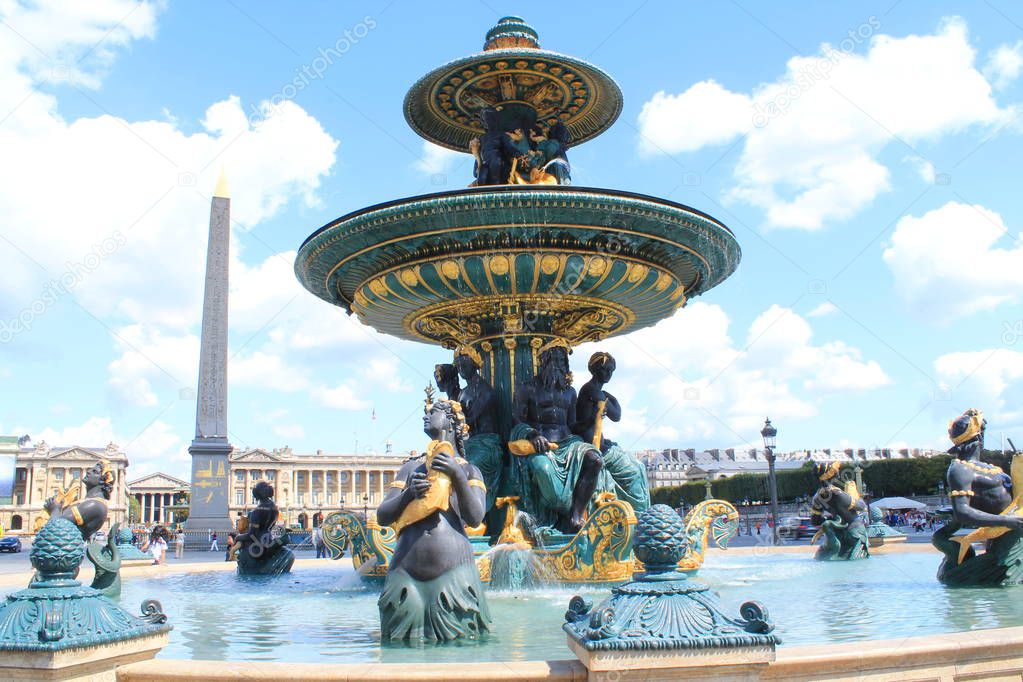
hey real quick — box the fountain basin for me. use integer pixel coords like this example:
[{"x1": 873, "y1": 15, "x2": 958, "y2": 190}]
[{"x1": 93, "y1": 547, "x2": 1023, "y2": 664}]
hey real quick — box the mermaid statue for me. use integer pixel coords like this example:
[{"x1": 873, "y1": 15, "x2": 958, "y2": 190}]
[
  {"x1": 42, "y1": 460, "x2": 122, "y2": 596},
  {"x1": 234, "y1": 481, "x2": 295, "y2": 575},
  {"x1": 933, "y1": 408, "x2": 1023, "y2": 586},
  {"x1": 375, "y1": 386, "x2": 491, "y2": 642},
  {"x1": 573, "y1": 351, "x2": 649, "y2": 513},
  {"x1": 809, "y1": 461, "x2": 869, "y2": 561}
]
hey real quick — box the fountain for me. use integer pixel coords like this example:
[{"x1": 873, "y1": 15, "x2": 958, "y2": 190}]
[
  {"x1": 300, "y1": 15, "x2": 741, "y2": 585},
  {"x1": 15, "y1": 14, "x2": 1023, "y2": 682}
]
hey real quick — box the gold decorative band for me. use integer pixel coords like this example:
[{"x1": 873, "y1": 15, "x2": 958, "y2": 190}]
[
  {"x1": 468, "y1": 479, "x2": 486, "y2": 492},
  {"x1": 70, "y1": 505, "x2": 84, "y2": 526},
  {"x1": 950, "y1": 409, "x2": 984, "y2": 445},
  {"x1": 389, "y1": 480, "x2": 406, "y2": 490},
  {"x1": 950, "y1": 490, "x2": 975, "y2": 497}
]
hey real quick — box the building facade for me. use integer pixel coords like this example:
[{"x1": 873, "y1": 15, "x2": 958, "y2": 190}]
[
  {"x1": 127, "y1": 472, "x2": 190, "y2": 525},
  {"x1": 226, "y1": 447, "x2": 408, "y2": 529},
  {"x1": 0, "y1": 441, "x2": 130, "y2": 533}
]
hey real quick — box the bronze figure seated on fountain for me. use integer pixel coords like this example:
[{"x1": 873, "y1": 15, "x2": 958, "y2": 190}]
[
  {"x1": 510, "y1": 339, "x2": 618, "y2": 534},
  {"x1": 234, "y1": 481, "x2": 294, "y2": 575},
  {"x1": 933, "y1": 408, "x2": 1023, "y2": 586},
  {"x1": 42, "y1": 460, "x2": 123, "y2": 596},
  {"x1": 573, "y1": 351, "x2": 649, "y2": 514},
  {"x1": 809, "y1": 461, "x2": 869, "y2": 561},
  {"x1": 376, "y1": 387, "x2": 491, "y2": 643}
]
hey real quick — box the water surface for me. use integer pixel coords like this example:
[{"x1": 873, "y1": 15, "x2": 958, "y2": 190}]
[{"x1": 113, "y1": 551, "x2": 1023, "y2": 663}]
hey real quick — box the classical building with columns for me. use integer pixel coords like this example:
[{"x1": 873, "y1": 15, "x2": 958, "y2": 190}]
[
  {"x1": 0, "y1": 441, "x2": 130, "y2": 534},
  {"x1": 127, "y1": 472, "x2": 190, "y2": 525},
  {"x1": 227, "y1": 447, "x2": 408, "y2": 529}
]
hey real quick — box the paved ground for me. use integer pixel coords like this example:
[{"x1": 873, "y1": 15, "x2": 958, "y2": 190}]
[{"x1": 0, "y1": 545, "x2": 322, "y2": 574}]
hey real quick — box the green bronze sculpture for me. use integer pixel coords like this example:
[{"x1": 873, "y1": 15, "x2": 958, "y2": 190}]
[
  {"x1": 574, "y1": 351, "x2": 649, "y2": 513},
  {"x1": 933, "y1": 408, "x2": 1023, "y2": 586},
  {"x1": 510, "y1": 339, "x2": 616, "y2": 533},
  {"x1": 375, "y1": 387, "x2": 491, "y2": 642},
  {"x1": 809, "y1": 461, "x2": 869, "y2": 561},
  {"x1": 41, "y1": 460, "x2": 123, "y2": 596},
  {"x1": 452, "y1": 346, "x2": 504, "y2": 518},
  {"x1": 234, "y1": 481, "x2": 295, "y2": 575}
]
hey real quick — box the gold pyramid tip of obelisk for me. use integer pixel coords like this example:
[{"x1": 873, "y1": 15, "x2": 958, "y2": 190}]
[{"x1": 213, "y1": 166, "x2": 229, "y2": 199}]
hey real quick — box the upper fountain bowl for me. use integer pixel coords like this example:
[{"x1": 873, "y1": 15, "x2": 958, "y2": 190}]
[
  {"x1": 404, "y1": 16, "x2": 623, "y2": 153},
  {"x1": 295, "y1": 185, "x2": 740, "y2": 348}
]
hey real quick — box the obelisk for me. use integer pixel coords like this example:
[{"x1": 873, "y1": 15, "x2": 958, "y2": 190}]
[{"x1": 185, "y1": 170, "x2": 233, "y2": 532}]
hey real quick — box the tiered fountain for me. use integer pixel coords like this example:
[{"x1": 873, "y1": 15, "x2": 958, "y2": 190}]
[{"x1": 296, "y1": 16, "x2": 742, "y2": 584}]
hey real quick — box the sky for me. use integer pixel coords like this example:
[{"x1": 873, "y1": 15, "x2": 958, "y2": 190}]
[{"x1": 1, "y1": 0, "x2": 1022, "y2": 480}]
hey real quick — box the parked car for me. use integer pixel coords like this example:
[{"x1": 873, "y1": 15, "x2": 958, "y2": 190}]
[
  {"x1": 0, "y1": 537, "x2": 22, "y2": 553},
  {"x1": 778, "y1": 516, "x2": 818, "y2": 540}
]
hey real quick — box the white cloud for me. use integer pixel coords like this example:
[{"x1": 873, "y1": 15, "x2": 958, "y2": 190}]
[
  {"x1": 573, "y1": 302, "x2": 888, "y2": 449},
  {"x1": 107, "y1": 326, "x2": 199, "y2": 406},
  {"x1": 638, "y1": 81, "x2": 751, "y2": 155},
  {"x1": 882, "y1": 201, "x2": 1023, "y2": 319},
  {"x1": 413, "y1": 141, "x2": 462, "y2": 176},
  {"x1": 232, "y1": 351, "x2": 309, "y2": 393},
  {"x1": 312, "y1": 384, "x2": 371, "y2": 411},
  {"x1": 984, "y1": 41, "x2": 1023, "y2": 90},
  {"x1": 934, "y1": 349, "x2": 1023, "y2": 430},
  {"x1": 807, "y1": 301, "x2": 838, "y2": 317},
  {"x1": 0, "y1": 2, "x2": 342, "y2": 418},
  {"x1": 273, "y1": 423, "x2": 306, "y2": 439},
  {"x1": 637, "y1": 18, "x2": 1013, "y2": 229},
  {"x1": 0, "y1": 0, "x2": 161, "y2": 90},
  {"x1": 24, "y1": 415, "x2": 187, "y2": 479},
  {"x1": 33, "y1": 416, "x2": 117, "y2": 447},
  {"x1": 905, "y1": 155, "x2": 936, "y2": 183}
]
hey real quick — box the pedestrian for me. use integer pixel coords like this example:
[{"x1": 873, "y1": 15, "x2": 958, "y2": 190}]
[
  {"x1": 148, "y1": 530, "x2": 167, "y2": 565},
  {"x1": 225, "y1": 532, "x2": 236, "y2": 562},
  {"x1": 175, "y1": 530, "x2": 184, "y2": 558},
  {"x1": 210, "y1": 531, "x2": 219, "y2": 551},
  {"x1": 313, "y1": 525, "x2": 325, "y2": 558},
  {"x1": 755, "y1": 522, "x2": 762, "y2": 535}
]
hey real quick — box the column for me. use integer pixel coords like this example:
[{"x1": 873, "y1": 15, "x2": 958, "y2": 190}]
[
  {"x1": 349, "y1": 468, "x2": 355, "y2": 500},
  {"x1": 322, "y1": 469, "x2": 328, "y2": 507},
  {"x1": 244, "y1": 469, "x2": 252, "y2": 506},
  {"x1": 142, "y1": 493, "x2": 149, "y2": 523},
  {"x1": 377, "y1": 470, "x2": 384, "y2": 501}
]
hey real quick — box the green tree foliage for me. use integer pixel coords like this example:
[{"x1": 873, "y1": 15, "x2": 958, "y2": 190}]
[{"x1": 651, "y1": 456, "x2": 961, "y2": 505}]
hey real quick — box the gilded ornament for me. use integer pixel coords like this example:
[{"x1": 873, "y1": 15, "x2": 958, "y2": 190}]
[
  {"x1": 588, "y1": 257, "x2": 607, "y2": 276},
  {"x1": 627, "y1": 263, "x2": 648, "y2": 283},
  {"x1": 489, "y1": 255, "x2": 510, "y2": 276},
  {"x1": 400, "y1": 268, "x2": 419, "y2": 287},
  {"x1": 441, "y1": 260, "x2": 460, "y2": 279},
  {"x1": 540, "y1": 254, "x2": 560, "y2": 275}
]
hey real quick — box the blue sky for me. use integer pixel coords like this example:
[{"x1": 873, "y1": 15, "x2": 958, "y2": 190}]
[{"x1": 1, "y1": 1, "x2": 1022, "y2": 479}]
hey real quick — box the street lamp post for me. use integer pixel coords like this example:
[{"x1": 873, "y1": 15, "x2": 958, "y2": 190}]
[
  {"x1": 761, "y1": 418, "x2": 779, "y2": 546},
  {"x1": 937, "y1": 480, "x2": 946, "y2": 506},
  {"x1": 362, "y1": 493, "x2": 369, "y2": 522}
]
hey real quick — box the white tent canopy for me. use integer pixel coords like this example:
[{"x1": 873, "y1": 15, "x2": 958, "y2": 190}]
[{"x1": 870, "y1": 496, "x2": 927, "y2": 510}]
